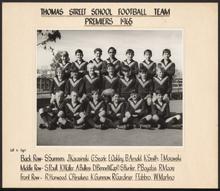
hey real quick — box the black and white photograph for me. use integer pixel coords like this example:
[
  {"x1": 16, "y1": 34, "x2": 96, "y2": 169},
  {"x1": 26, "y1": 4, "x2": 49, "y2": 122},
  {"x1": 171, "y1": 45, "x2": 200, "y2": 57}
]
[
  {"x1": 3, "y1": 2, "x2": 219, "y2": 188},
  {"x1": 37, "y1": 30, "x2": 183, "y2": 146}
]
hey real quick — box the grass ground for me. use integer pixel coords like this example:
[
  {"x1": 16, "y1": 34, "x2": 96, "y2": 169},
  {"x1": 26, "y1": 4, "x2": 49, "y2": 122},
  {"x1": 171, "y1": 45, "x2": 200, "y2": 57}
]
[{"x1": 37, "y1": 100, "x2": 182, "y2": 146}]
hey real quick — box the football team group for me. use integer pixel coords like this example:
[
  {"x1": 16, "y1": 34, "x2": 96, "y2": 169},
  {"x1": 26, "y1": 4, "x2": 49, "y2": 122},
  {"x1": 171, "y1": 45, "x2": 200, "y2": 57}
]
[{"x1": 39, "y1": 47, "x2": 182, "y2": 130}]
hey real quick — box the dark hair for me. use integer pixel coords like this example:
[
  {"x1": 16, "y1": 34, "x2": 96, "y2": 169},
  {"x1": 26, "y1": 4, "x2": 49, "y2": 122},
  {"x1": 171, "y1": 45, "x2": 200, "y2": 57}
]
[
  {"x1": 155, "y1": 89, "x2": 162, "y2": 95},
  {"x1": 107, "y1": 63, "x2": 115, "y2": 68},
  {"x1": 75, "y1": 49, "x2": 83, "y2": 55},
  {"x1": 162, "y1": 49, "x2": 171, "y2": 56},
  {"x1": 130, "y1": 89, "x2": 138, "y2": 95},
  {"x1": 156, "y1": 66, "x2": 165, "y2": 74},
  {"x1": 121, "y1": 65, "x2": 131, "y2": 72},
  {"x1": 139, "y1": 67, "x2": 147, "y2": 73},
  {"x1": 70, "y1": 66, "x2": 79, "y2": 73},
  {"x1": 126, "y1": 49, "x2": 134, "y2": 55},
  {"x1": 55, "y1": 67, "x2": 64, "y2": 77},
  {"x1": 144, "y1": 49, "x2": 152, "y2": 56},
  {"x1": 157, "y1": 63, "x2": 162, "y2": 68},
  {"x1": 108, "y1": 47, "x2": 116, "y2": 54},
  {"x1": 56, "y1": 66, "x2": 63, "y2": 72},
  {"x1": 113, "y1": 92, "x2": 120, "y2": 97},
  {"x1": 94, "y1": 48, "x2": 102, "y2": 54},
  {"x1": 91, "y1": 89, "x2": 100, "y2": 95},
  {"x1": 62, "y1": 51, "x2": 69, "y2": 58}
]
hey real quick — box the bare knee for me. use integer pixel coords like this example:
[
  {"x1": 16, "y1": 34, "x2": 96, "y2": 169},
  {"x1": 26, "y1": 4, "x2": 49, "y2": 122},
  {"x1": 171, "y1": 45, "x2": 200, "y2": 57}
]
[
  {"x1": 39, "y1": 108, "x2": 44, "y2": 115},
  {"x1": 146, "y1": 115, "x2": 152, "y2": 121},
  {"x1": 152, "y1": 114, "x2": 159, "y2": 121},
  {"x1": 57, "y1": 110, "x2": 64, "y2": 117}
]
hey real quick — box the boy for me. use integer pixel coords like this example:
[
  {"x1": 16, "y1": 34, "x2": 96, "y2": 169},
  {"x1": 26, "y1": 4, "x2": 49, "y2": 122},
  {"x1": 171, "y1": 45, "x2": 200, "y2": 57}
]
[
  {"x1": 136, "y1": 67, "x2": 153, "y2": 99},
  {"x1": 102, "y1": 63, "x2": 120, "y2": 102},
  {"x1": 125, "y1": 90, "x2": 145, "y2": 128},
  {"x1": 50, "y1": 67, "x2": 67, "y2": 103},
  {"x1": 153, "y1": 90, "x2": 181, "y2": 129},
  {"x1": 39, "y1": 91, "x2": 65, "y2": 130},
  {"x1": 89, "y1": 48, "x2": 105, "y2": 76},
  {"x1": 139, "y1": 49, "x2": 156, "y2": 79},
  {"x1": 153, "y1": 66, "x2": 171, "y2": 101},
  {"x1": 86, "y1": 90, "x2": 109, "y2": 129},
  {"x1": 139, "y1": 95, "x2": 158, "y2": 129},
  {"x1": 106, "y1": 93, "x2": 127, "y2": 129},
  {"x1": 71, "y1": 49, "x2": 88, "y2": 77},
  {"x1": 125, "y1": 89, "x2": 144, "y2": 128},
  {"x1": 159, "y1": 49, "x2": 175, "y2": 95},
  {"x1": 102, "y1": 47, "x2": 121, "y2": 75},
  {"x1": 39, "y1": 67, "x2": 66, "y2": 130},
  {"x1": 51, "y1": 51, "x2": 72, "y2": 80},
  {"x1": 119, "y1": 65, "x2": 136, "y2": 100},
  {"x1": 57, "y1": 91, "x2": 86, "y2": 129},
  {"x1": 120, "y1": 49, "x2": 138, "y2": 76},
  {"x1": 83, "y1": 62, "x2": 101, "y2": 95},
  {"x1": 64, "y1": 66, "x2": 85, "y2": 101}
]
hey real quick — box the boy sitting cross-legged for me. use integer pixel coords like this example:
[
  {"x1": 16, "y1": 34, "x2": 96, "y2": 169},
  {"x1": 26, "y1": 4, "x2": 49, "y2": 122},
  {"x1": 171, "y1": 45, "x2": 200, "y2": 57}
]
[
  {"x1": 153, "y1": 90, "x2": 181, "y2": 129},
  {"x1": 139, "y1": 95, "x2": 158, "y2": 129},
  {"x1": 106, "y1": 93, "x2": 127, "y2": 129},
  {"x1": 57, "y1": 91, "x2": 86, "y2": 129},
  {"x1": 86, "y1": 90, "x2": 110, "y2": 129},
  {"x1": 39, "y1": 91, "x2": 65, "y2": 130},
  {"x1": 123, "y1": 90, "x2": 145, "y2": 129}
]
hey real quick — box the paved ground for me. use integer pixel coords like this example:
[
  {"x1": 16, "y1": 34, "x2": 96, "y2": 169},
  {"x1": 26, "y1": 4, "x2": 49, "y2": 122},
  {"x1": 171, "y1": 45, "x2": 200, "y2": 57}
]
[{"x1": 37, "y1": 100, "x2": 182, "y2": 146}]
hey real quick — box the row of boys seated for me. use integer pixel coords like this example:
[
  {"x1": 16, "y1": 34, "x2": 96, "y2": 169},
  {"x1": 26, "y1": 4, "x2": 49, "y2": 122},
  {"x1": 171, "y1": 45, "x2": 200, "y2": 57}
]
[
  {"x1": 39, "y1": 89, "x2": 181, "y2": 130},
  {"x1": 39, "y1": 61, "x2": 181, "y2": 130}
]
